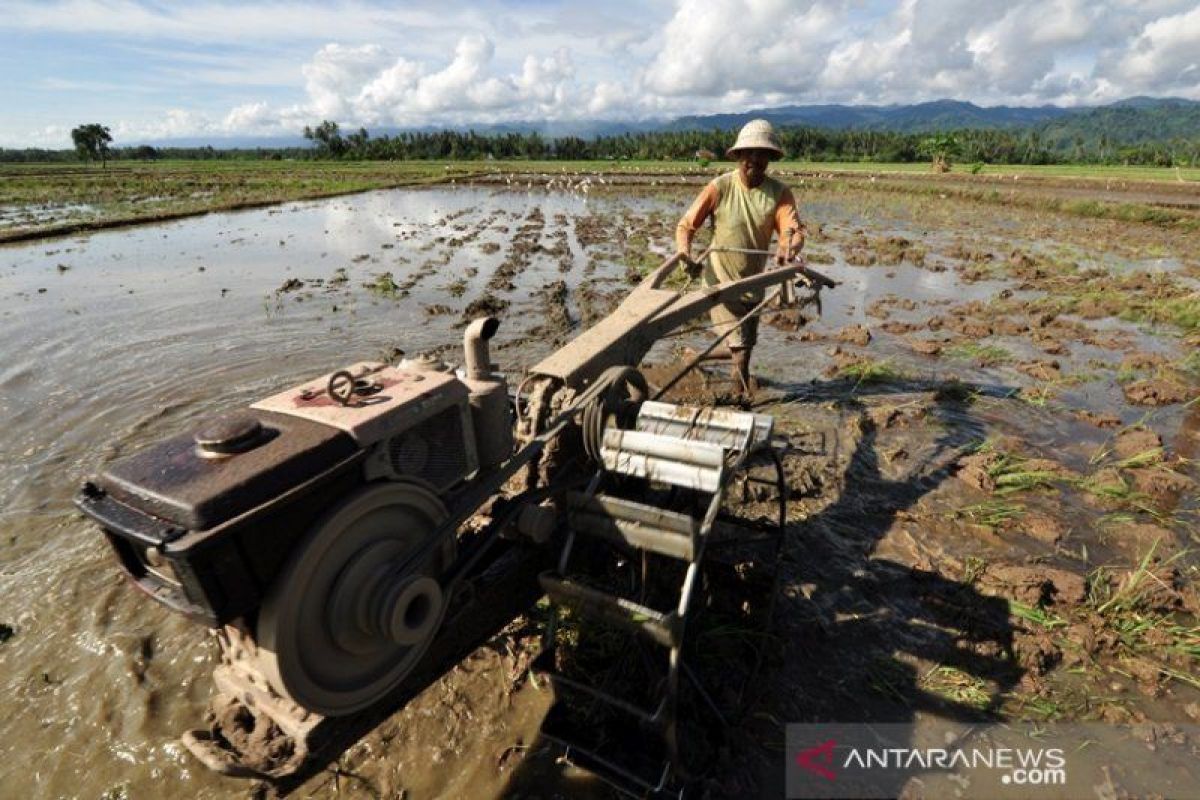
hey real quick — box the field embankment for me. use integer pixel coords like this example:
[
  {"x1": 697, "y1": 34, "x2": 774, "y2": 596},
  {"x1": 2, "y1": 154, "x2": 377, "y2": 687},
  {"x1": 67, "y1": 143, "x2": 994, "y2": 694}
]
[{"x1": 3, "y1": 159, "x2": 1198, "y2": 244}]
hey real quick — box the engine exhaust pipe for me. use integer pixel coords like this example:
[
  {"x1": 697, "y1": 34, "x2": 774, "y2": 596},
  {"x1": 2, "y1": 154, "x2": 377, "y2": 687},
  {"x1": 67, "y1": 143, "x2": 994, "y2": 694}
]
[
  {"x1": 462, "y1": 317, "x2": 512, "y2": 469},
  {"x1": 463, "y1": 317, "x2": 500, "y2": 381}
]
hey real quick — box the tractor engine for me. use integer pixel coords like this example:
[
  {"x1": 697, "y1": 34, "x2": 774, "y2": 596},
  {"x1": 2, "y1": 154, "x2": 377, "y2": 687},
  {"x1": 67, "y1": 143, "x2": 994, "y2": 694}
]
[{"x1": 76, "y1": 319, "x2": 512, "y2": 722}]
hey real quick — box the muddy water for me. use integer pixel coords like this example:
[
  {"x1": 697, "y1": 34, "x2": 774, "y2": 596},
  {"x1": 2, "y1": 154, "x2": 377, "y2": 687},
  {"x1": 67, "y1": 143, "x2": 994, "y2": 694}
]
[
  {"x1": 2, "y1": 181, "x2": 1198, "y2": 798},
  {"x1": 0, "y1": 187, "x2": 603, "y2": 799}
]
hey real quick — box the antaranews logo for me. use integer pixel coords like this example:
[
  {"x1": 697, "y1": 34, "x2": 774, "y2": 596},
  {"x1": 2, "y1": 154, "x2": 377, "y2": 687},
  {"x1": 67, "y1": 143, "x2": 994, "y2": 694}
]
[
  {"x1": 795, "y1": 739, "x2": 837, "y2": 781},
  {"x1": 787, "y1": 725, "x2": 1076, "y2": 799}
]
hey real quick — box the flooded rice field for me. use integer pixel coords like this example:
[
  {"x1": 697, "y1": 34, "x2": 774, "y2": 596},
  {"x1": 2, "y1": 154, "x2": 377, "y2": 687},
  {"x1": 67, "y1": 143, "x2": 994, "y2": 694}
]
[{"x1": 1, "y1": 177, "x2": 1199, "y2": 798}]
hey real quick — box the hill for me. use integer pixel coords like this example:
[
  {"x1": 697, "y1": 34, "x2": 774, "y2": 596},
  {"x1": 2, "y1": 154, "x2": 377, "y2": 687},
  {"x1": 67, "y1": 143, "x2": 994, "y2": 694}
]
[
  {"x1": 1037, "y1": 98, "x2": 1200, "y2": 151},
  {"x1": 668, "y1": 100, "x2": 1071, "y2": 133}
]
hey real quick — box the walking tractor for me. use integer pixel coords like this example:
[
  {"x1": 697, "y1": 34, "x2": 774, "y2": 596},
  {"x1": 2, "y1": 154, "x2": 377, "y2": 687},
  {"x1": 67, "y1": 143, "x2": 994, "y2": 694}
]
[{"x1": 76, "y1": 250, "x2": 835, "y2": 795}]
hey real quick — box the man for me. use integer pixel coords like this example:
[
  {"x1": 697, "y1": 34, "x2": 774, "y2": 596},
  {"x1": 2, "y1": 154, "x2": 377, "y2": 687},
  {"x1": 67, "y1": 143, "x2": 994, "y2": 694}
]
[{"x1": 675, "y1": 119, "x2": 805, "y2": 395}]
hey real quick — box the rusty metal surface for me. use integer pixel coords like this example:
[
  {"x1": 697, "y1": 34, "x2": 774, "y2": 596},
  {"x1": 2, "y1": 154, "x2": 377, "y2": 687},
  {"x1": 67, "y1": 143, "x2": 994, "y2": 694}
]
[
  {"x1": 251, "y1": 362, "x2": 469, "y2": 446},
  {"x1": 98, "y1": 410, "x2": 358, "y2": 531},
  {"x1": 530, "y1": 287, "x2": 679, "y2": 386},
  {"x1": 530, "y1": 255, "x2": 808, "y2": 388}
]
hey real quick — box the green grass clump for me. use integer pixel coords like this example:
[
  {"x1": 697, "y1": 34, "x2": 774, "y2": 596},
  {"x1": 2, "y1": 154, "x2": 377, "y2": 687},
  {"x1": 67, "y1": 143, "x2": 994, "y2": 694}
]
[
  {"x1": 991, "y1": 463, "x2": 1061, "y2": 496},
  {"x1": 1120, "y1": 294, "x2": 1200, "y2": 334},
  {"x1": 1177, "y1": 350, "x2": 1200, "y2": 376},
  {"x1": 1012, "y1": 693, "x2": 1068, "y2": 721},
  {"x1": 1017, "y1": 385, "x2": 1057, "y2": 407},
  {"x1": 364, "y1": 271, "x2": 401, "y2": 296},
  {"x1": 1063, "y1": 200, "x2": 1181, "y2": 226},
  {"x1": 946, "y1": 342, "x2": 1013, "y2": 366},
  {"x1": 1112, "y1": 448, "x2": 1166, "y2": 470},
  {"x1": 950, "y1": 500, "x2": 1024, "y2": 528},
  {"x1": 1009, "y1": 600, "x2": 1067, "y2": 629},
  {"x1": 836, "y1": 359, "x2": 906, "y2": 387},
  {"x1": 971, "y1": 439, "x2": 1062, "y2": 495},
  {"x1": 1086, "y1": 544, "x2": 1200, "y2": 689},
  {"x1": 1075, "y1": 472, "x2": 1155, "y2": 513},
  {"x1": 921, "y1": 665, "x2": 992, "y2": 709}
]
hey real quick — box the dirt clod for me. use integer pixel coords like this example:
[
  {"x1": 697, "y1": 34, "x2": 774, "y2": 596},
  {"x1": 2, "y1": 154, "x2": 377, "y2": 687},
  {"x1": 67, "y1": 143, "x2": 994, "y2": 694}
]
[
  {"x1": 834, "y1": 324, "x2": 872, "y2": 346},
  {"x1": 1123, "y1": 379, "x2": 1191, "y2": 406},
  {"x1": 209, "y1": 698, "x2": 298, "y2": 775},
  {"x1": 1128, "y1": 467, "x2": 1196, "y2": 501},
  {"x1": 907, "y1": 338, "x2": 942, "y2": 355},
  {"x1": 1075, "y1": 410, "x2": 1122, "y2": 429},
  {"x1": 1113, "y1": 523, "x2": 1179, "y2": 556},
  {"x1": 1015, "y1": 360, "x2": 1061, "y2": 381},
  {"x1": 954, "y1": 452, "x2": 997, "y2": 493},
  {"x1": 1113, "y1": 427, "x2": 1163, "y2": 460},
  {"x1": 980, "y1": 563, "x2": 1086, "y2": 607},
  {"x1": 1020, "y1": 512, "x2": 1066, "y2": 545}
]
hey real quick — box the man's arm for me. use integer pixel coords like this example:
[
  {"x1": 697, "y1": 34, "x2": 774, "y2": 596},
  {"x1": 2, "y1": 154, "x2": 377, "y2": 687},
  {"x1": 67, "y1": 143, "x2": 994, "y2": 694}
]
[
  {"x1": 675, "y1": 181, "x2": 720, "y2": 258},
  {"x1": 773, "y1": 187, "x2": 806, "y2": 264}
]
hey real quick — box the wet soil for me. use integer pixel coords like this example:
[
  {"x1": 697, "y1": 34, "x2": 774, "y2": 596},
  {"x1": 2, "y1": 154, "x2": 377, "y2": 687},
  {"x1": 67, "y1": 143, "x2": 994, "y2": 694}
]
[{"x1": 1, "y1": 175, "x2": 1198, "y2": 798}]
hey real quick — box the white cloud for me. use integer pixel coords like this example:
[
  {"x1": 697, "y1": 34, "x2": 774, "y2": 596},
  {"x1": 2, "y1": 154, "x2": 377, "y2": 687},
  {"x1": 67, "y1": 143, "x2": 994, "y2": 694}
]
[
  {"x1": 4, "y1": 0, "x2": 1200, "y2": 146},
  {"x1": 303, "y1": 44, "x2": 394, "y2": 119},
  {"x1": 1100, "y1": 4, "x2": 1200, "y2": 97},
  {"x1": 643, "y1": 0, "x2": 843, "y2": 98},
  {"x1": 222, "y1": 102, "x2": 276, "y2": 130},
  {"x1": 295, "y1": 34, "x2": 580, "y2": 126},
  {"x1": 112, "y1": 109, "x2": 216, "y2": 141}
]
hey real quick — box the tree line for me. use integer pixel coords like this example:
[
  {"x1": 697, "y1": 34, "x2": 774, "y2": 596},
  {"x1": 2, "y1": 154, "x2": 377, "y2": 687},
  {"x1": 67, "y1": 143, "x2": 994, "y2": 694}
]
[{"x1": 3, "y1": 119, "x2": 1197, "y2": 167}]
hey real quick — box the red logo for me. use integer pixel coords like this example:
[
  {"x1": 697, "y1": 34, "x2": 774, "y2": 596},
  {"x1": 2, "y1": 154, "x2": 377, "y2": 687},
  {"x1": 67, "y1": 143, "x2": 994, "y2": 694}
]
[{"x1": 796, "y1": 739, "x2": 838, "y2": 780}]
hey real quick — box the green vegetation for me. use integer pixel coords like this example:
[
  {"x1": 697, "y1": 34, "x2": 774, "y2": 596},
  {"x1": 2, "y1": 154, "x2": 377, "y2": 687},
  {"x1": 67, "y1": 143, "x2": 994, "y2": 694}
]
[
  {"x1": 7, "y1": 103, "x2": 1200, "y2": 167},
  {"x1": 918, "y1": 133, "x2": 960, "y2": 172},
  {"x1": 3, "y1": 155, "x2": 1197, "y2": 244},
  {"x1": 1121, "y1": 295, "x2": 1200, "y2": 335},
  {"x1": 945, "y1": 342, "x2": 1012, "y2": 366},
  {"x1": 0, "y1": 159, "x2": 480, "y2": 242},
  {"x1": 70, "y1": 123, "x2": 112, "y2": 168},
  {"x1": 921, "y1": 665, "x2": 992, "y2": 709},
  {"x1": 972, "y1": 440, "x2": 1063, "y2": 496},
  {"x1": 950, "y1": 499, "x2": 1024, "y2": 529},
  {"x1": 364, "y1": 272, "x2": 402, "y2": 297},
  {"x1": 1076, "y1": 471, "x2": 1160, "y2": 518},
  {"x1": 1038, "y1": 101, "x2": 1200, "y2": 159},
  {"x1": 1008, "y1": 600, "x2": 1067, "y2": 629},
  {"x1": 834, "y1": 359, "x2": 907, "y2": 387},
  {"x1": 1087, "y1": 544, "x2": 1200, "y2": 690},
  {"x1": 1112, "y1": 448, "x2": 1166, "y2": 470}
]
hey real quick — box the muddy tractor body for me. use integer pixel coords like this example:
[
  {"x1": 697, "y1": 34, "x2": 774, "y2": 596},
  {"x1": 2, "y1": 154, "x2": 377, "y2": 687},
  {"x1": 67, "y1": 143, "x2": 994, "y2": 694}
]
[{"x1": 77, "y1": 253, "x2": 831, "y2": 793}]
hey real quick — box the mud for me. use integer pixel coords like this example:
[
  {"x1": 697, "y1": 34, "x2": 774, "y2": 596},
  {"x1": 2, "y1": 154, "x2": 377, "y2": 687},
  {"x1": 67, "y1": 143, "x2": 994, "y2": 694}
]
[
  {"x1": 208, "y1": 697, "x2": 299, "y2": 774},
  {"x1": 1, "y1": 175, "x2": 1198, "y2": 798}
]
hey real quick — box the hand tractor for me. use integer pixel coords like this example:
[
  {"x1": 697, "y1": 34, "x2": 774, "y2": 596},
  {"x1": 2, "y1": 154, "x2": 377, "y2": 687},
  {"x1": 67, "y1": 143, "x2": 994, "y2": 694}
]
[{"x1": 76, "y1": 250, "x2": 834, "y2": 796}]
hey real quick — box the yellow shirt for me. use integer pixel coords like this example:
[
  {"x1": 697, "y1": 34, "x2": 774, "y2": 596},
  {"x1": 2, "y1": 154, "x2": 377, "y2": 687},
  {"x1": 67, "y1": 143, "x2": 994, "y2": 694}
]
[{"x1": 675, "y1": 170, "x2": 804, "y2": 297}]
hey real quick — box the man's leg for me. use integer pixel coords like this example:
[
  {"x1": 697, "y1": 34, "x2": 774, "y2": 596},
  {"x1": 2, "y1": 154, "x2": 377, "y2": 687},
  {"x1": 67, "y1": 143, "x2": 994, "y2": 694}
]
[
  {"x1": 695, "y1": 302, "x2": 743, "y2": 363},
  {"x1": 734, "y1": 311, "x2": 760, "y2": 396},
  {"x1": 685, "y1": 343, "x2": 734, "y2": 362},
  {"x1": 731, "y1": 346, "x2": 754, "y2": 396}
]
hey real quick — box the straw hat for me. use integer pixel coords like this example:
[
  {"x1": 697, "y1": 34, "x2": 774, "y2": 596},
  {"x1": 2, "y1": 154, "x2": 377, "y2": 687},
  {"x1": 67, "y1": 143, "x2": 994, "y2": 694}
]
[{"x1": 726, "y1": 119, "x2": 784, "y2": 159}]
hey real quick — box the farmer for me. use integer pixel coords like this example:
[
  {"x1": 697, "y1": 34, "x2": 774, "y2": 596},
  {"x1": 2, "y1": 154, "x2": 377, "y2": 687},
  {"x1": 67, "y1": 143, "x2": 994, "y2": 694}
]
[{"x1": 675, "y1": 119, "x2": 805, "y2": 395}]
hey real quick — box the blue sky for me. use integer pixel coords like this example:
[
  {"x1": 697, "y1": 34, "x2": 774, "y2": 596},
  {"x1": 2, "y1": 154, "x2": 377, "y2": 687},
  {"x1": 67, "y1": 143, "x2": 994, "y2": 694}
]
[{"x1": 2, "y1": 0, "x2": 1198, "y2": 147}]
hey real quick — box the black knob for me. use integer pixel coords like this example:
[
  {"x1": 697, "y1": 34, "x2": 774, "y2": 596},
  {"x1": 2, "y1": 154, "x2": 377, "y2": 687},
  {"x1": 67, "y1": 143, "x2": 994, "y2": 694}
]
[{"x1": 194, "y1": 415, "x2": 264, "y2": 456}]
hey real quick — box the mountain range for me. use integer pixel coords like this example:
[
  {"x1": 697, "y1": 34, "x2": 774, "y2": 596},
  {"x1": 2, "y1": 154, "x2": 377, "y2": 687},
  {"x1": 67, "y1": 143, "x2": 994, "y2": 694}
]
[{"x1": 131, "y1": 97, "x2": 1199, "y2": 149}]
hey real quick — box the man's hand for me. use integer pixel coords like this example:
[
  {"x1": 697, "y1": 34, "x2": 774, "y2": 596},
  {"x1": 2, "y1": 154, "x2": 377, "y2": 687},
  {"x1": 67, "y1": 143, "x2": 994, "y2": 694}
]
[{"x1": 678, "y1": 251, "x2": 701, "y2": 277}]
